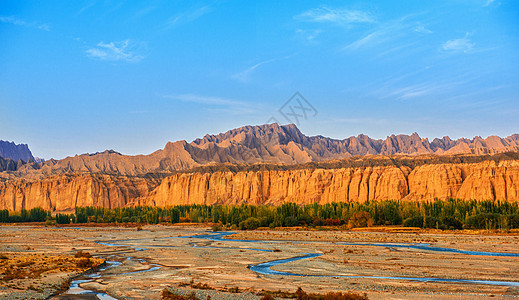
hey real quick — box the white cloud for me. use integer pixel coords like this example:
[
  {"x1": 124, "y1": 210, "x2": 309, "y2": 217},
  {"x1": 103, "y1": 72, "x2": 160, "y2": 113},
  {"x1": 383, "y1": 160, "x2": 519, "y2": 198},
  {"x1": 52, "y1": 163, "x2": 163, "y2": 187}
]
[
  {"x1": 414, "y1": 25, "x2": 433, "y2": 34},
  {"x1": 0, "y1": 16, "x2": 50, "y2": 31},
  {"x1": 341, "y1": 14, "x2": 437, "y2": 55},
  {"x1": 296, "y1": 29, "x2": 322, "y2": 44},
  {"x1": 296, "y1": 6, "x2": 374, "y2": 25},
  {"x1": 343, "y1": 19, "x2": 405, "y2": 50},
  {"x1": 165, "y1": 5, "x2": 212, "y2": 29},
  {"x1": 232, "y1": 54, "x2": 294, "y2": 83},
  {"x1": 343, "y1": 31, "x2": 384, "y2": 50},
  {"x1": 76, "y1": 1, "x2": 96, "y2": 16},
  {"x1": 383, "y1": 80, "x2": 470, "y2": 100},
  {"x1": 342, "y1": 15, "x2": 425, "y2": 51},
  {"x1": 231, "y1": 59, "x2": 276, "y2": 83},
  {"x1": 86, "y1": 39, "x2": 147, "y2": 62},
  {"x1": 442, "y1": 35, "x2": 474, "y2": 53}
]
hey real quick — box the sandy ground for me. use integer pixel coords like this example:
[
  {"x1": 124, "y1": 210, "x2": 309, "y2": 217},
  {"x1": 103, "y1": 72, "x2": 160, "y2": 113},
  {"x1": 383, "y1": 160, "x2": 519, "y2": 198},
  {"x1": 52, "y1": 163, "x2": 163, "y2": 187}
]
[{"x1": 0, "y1": 224, "x2": 518, "y2": 299}]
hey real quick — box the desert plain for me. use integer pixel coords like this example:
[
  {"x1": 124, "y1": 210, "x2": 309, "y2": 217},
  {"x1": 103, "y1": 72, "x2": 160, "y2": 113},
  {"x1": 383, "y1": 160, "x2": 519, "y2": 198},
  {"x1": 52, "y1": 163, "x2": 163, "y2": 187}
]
[{"x1": 1, "y1": 224, "x2": 518, "y2": 300}]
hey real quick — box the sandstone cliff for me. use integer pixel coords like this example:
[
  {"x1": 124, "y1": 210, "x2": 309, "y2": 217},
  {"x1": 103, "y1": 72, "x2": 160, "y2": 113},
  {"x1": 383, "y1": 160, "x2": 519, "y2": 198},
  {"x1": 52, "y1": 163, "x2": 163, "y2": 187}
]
[
  {"x1": 136, "y1": 160, "x2": 519, "y2": 206},
  {"x1": 2, "y1": 160, "x2": 518, "y2": 211},
  {"x1": 0, "y1": 174, "x2": 161, "y2": 212}
]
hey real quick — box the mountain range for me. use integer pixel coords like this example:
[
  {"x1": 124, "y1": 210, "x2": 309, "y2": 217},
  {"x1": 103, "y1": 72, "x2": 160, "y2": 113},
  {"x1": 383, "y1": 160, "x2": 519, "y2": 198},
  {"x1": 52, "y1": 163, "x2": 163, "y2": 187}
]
[
  {"x1": 2, "y1": 123, "x2": 519, "y2": 179},
  {"x1": 2, "y1": 123, "x2": 519, "y2": 211}
]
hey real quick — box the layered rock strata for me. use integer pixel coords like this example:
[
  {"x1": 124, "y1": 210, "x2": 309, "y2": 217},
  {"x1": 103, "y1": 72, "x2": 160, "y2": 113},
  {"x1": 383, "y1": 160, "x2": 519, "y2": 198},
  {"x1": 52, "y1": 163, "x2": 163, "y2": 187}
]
[
  {"x1": 0, "y1": 174, "x2": 160, "y2": 211},
  {"x1": 2, "y1": 160, "x2": 518, "y2": 211}
]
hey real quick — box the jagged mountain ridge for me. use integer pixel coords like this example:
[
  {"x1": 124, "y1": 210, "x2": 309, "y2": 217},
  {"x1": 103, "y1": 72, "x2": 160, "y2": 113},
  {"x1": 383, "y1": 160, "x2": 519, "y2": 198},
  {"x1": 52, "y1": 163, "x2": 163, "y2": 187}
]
[
  {"x1": 0, "y1": 140, "x2": 35, "y2": 162},
  {"x1": 3, "y1": 123, "x2": 519, "y2": 179},
  {"x1": 183, "y1": 123, "x2": 519, "y2": 161}
]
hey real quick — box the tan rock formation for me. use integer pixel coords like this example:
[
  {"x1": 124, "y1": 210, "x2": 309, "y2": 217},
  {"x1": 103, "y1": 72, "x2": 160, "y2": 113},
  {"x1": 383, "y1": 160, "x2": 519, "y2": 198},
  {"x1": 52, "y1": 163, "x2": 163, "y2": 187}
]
[
  {"x1": 137, "y1": 160, "x2": 519, "y2": 207},
  {"x1": 0, "y1": 174, "x2": 160, "y2": 212},
  {"x1": 2, "y1": 160, "x2": 519, "y2": 211}
]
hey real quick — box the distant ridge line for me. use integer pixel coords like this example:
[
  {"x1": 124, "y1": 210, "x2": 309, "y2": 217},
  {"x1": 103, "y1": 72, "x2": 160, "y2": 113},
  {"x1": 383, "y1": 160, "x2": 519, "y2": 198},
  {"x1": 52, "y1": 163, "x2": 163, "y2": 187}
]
[{"x1": 2, "y1": 123, "x2": 519, "y2": 180}]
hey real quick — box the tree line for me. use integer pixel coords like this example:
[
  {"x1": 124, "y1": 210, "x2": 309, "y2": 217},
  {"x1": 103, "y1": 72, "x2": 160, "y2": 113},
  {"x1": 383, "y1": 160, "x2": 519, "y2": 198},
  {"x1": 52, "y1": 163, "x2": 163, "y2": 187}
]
[{"x1": 1, "y1": 199, "x2": 519, "y2": 230}]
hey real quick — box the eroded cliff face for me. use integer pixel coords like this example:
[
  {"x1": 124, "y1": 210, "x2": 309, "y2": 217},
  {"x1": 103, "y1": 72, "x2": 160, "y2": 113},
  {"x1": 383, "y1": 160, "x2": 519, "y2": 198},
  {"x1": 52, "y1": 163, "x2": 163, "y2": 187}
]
[
  {"x1": 0, "y1": 174, "x2": 160, "y2": 211},
  {"x1": 1, "y1": 160, "x2": 518, "y2": 211},
  {"x1": 137, "y1": 160, "x2": 519, "y2": 207},
  {"x1": 136, "y1": 165, "x2": 411, "y2": 206}
]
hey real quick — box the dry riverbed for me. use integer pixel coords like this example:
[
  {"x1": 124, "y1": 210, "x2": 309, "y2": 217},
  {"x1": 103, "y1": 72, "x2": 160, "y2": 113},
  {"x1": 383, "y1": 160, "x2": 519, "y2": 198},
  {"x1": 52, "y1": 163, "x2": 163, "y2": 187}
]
[{"x1": 0, "y1": 224, "x2": 518, "y2": 299}]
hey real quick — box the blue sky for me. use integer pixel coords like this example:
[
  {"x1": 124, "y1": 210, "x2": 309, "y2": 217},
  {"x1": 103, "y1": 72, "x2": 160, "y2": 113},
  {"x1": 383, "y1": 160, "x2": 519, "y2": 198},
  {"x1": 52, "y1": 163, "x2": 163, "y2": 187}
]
[{"x1": 1, "y1": 0, "x2": 518, "y2": 159}]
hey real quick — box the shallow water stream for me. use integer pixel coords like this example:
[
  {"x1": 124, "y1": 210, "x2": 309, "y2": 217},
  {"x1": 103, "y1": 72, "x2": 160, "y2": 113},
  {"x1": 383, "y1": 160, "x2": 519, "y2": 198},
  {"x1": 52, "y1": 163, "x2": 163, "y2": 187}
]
[{"x1": 60, "y1": 230, "x2": 519, "y2": 299}]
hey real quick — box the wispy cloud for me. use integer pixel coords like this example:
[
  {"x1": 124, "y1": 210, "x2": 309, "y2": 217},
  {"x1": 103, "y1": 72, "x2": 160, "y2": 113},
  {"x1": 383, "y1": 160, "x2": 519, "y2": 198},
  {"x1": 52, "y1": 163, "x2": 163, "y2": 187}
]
[
  {"x1": 0, "y1": 16, "x2": 50, "y2": 31},
  {"x1": 296, "y1": 29, "x2": 322, "y2": 44},
  {"x1": 76, "y1": 1, "x2": 97, "y2": 16},
  {"x1": 231, "y1": 59, "x2": 276, "y2": 83},
  {"x1": 414, "y1": 25, "x2": 433, "y2": 34},
  {"x1": 135, "y1": 5, "x2": 158, "y2": 18},
  {"x1": 483, "y1": 0, "x2": 496, "y2": 7},
  {"x1": 295, "y1": 6, "x2": 374, "y2": 25},
  {"x1": 165, "y1": 5, "x2": 212, "y2": 29},
  {"x1": 384, "y1": 80, "x2": 470, "y2": 100},
  {"x1": 342, "y1": 15, "x2": 428, "y2": 52},
  {"x1": 163, "y1": 94, "x2": 258, "y2": 114},
  {"x1": 86, "y1": 39, "x2": 148, "y2": 62},
  {"x1": 342, "y1": 18, "x2": 407, "y2": 51},
  {"x1": 232, "y1": 54, "x2": 294, "y2": 83},
  {"x1": 442, "y1": 34, "x2": 474, "y2": 53},
  {"x1": 343, "y1": 31, "x2": 384, "y2": 50}
]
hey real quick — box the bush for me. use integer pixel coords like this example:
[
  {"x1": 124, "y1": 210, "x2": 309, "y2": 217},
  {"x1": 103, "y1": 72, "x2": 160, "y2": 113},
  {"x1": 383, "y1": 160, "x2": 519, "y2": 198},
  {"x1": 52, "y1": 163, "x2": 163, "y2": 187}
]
[
  {"x1": 169, "y1": 208, "x2": 180, "y2": 223},
  {"x1": 348, "y1": 212, "x2": 374, "y2": 228},
  {"x1": 465, "y1": 213, "x2": 501, "y2": 229},
  {"x1": 294, "y1": 287, "x2": 368, "y2": 300},
  {"x1": 161, "y1": 289, "x2": 201, "y2": 300},
  {"x1": 403, "y1": 216, "x2": 423, "y2": 228},
  {"x1": 507, "y1": 214, "x2": 519, "y2": 229},
  {"x1": 312, "y1": 217, "x2": 323, "y2": 226},
  {"x1": 56, "y1": 213, "x2": 71, "y2": 224},
  {"x1": 239, "y1": 217, "x2": 260, "y2": 230},
  {"x1": 441, "y1": 216, "x2": 463, "y2": 230},
  {"x1": 74, "y1": 251, "x2": 92, "y2": 258},
  {"x1": 283, "y1": 216, "x2": 299, "y2": 227},
  {"x1": 423, "y1": 216, "x2": 440, "y2": 229},
  {"x1": 323, "y1": 219, "x2": 341, "y2": 226},
  {"x1": 76, "y1": 257, "x2": 93, "y2": 268},
  {"x1": 0, "y1": 209, "x2": 8, "y2": 222},
  {"x1": 212, "y1": 223, "x2": 223, "y2": 232}
]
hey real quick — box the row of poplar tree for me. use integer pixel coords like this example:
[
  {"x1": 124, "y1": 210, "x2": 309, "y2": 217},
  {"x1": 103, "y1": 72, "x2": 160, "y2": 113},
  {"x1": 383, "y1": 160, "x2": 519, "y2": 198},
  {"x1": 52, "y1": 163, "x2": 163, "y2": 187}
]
[{"x1": 2, "y1": 199, "x2": 519, "y2": 230}]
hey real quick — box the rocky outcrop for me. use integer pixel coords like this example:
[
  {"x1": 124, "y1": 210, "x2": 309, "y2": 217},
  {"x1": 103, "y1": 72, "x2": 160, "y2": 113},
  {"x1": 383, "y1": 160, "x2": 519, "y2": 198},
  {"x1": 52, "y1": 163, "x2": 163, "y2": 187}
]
[
  {"x1": 1, "y1": 160, "x2": 518, "y2": 211},
  {"x1": 0, "y1": 140, "x2": 35, "y2": 162},
  {"x1": 0, "y1": 157, "x2": 25, "y2": 172},
  {"x1": 5, "y1": 124, "x2": 519, "y2": 179},
  {"x1": 0, "y1": 174, "x2": 161, "y2": 212},
  {"x1": 136, "y1": 165, "x2": 411, "y2": 206},
  {"x1": 136, "y1": 160, "x2": 519, "y2": 207}
]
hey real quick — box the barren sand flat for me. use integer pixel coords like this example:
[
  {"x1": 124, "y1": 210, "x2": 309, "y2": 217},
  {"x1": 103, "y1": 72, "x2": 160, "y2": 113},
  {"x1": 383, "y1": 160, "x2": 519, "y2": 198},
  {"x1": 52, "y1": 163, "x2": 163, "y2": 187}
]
[{"x1": 1, "y1": 225, "x2": 518, "y2": 299}]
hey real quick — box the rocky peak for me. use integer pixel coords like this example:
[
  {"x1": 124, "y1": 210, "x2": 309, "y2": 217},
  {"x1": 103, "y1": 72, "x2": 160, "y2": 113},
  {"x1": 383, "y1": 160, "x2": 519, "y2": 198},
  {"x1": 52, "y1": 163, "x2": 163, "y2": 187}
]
[{"x1": 0, "y1": 140, "x2": 35, "y2": 162}]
